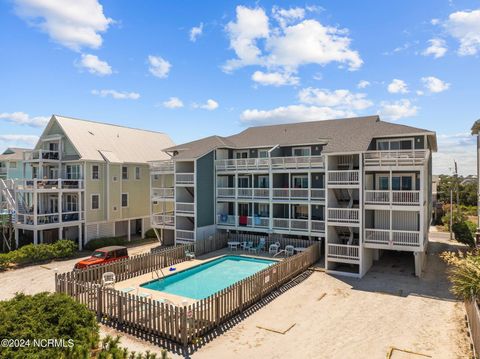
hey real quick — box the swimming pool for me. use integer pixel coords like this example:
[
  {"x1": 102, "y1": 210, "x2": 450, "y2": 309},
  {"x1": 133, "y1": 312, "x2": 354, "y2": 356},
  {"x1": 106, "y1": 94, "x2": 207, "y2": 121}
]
[{"x1": 141, "y1": 255, "x2": 276, "y2": 300}]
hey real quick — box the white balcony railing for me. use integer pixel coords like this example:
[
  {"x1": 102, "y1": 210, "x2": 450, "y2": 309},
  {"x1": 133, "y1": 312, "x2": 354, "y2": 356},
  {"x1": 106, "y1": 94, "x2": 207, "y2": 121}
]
[
  {"x1": 217, "y1": 214, "x2": 237, "y2": 226},
  {"x1": 152, "y1": 187, "x2": 174, "y2": 199},
  {"x1": 364, "y1": 150, "x2": 428, "y2": 167},
  {"x1": 311, "y1": 188, "x2": 325, "y2": 200},
  {"x1": 149, "y1": 160, "x2": 174, "y2": 173},
  {"x1": 0, "y1": 168, "x2": 7, "y2": 175},
  {"x1": 217, "y1": 187, "x2": 236, "y2": 198},
  {"x1": 17, "y1": 211, "x2": 83, "y2": 226},
  {"x1": 253, "y1": 188, "x2": 269, "y2": 198},
  {"x1": 24, "y1": 149, "x2": 60, "y2": 161},
  {"x1": 175, "y1": 202, "x2": 194, "y2": 214},
  {"x1": 152, "y1": 213, "x2": 175, "y2": 227},
  {"x1": 365, "y1": 229, "x2": 421, "y2": 247},
  {"x1": 327, "y1": 170, "x2": 360, "y2": 186},
  {"x1": 215, "y1": 155, "x2": 324, "y2": 171},
  {"x1": 328, "y1": 208, "x2": 359, "y2": 224},
  {"x1": 175, "y1": 173, "x2": 194, "y2": 185},
  {"x1": 272, "y1": 218, "x2": 309, "y2": 232},
  {"x1": 15, "y1": 179, "x2": 84, "y2": 191},
  {"x1": 327, "y1": 244, "x2": 359, "y2": 261},
  {"x1": 176, "y1": 229, "x2": 195, "y2": 242},
  {"x1": 365, "y1": 190, "x2": 420, "y2": 205},
  {"x1": 311, "y1": 220, "x2": 325, "y2": 232}
]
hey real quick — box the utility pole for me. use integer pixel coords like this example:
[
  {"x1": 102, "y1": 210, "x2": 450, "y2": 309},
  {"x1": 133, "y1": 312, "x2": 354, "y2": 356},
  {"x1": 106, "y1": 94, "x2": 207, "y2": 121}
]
[
  {"x1": 471, "y1": 120, "x2": 480, "y2": 246},
  {"x1": 450, "y1": 188, "x2": 453, "y2": 241},
  {"x1": 454, "y1": 160, "x2": 460, "y2": 218}
]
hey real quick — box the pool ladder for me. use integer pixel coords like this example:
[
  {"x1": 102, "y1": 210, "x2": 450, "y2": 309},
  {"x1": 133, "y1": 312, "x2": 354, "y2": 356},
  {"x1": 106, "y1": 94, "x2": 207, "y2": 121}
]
[{"x1": 152, "y1": 267, "x2": 166, "y2": 279}]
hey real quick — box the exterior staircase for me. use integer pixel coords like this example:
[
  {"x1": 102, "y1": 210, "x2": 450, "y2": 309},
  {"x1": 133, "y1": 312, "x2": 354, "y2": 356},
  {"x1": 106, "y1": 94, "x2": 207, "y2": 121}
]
[{"x1": 0, "y1": 179, "x2": 16, "y2": 251}]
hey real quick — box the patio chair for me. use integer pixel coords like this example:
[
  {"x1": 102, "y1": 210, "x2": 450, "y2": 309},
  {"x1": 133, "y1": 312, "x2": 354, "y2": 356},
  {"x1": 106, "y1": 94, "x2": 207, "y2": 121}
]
[
  {"x1": 242, "y1": 241, "x2": 253, "y2": 250},
  {"x1": 269, "y1": 243, "x2": 279, "y2": 255},
  {"x1": 102, "y1": 272, "x2": 116, "y2": 288},
  {"x1": 285, "y1": 245, "x2": 295, "y2": 257},
  {"x1": 249, "y1": 238, "x2": 266, "y2": 253},
  {"x1": 185, "y1": 249, "x2": 195, "y2": 260}
]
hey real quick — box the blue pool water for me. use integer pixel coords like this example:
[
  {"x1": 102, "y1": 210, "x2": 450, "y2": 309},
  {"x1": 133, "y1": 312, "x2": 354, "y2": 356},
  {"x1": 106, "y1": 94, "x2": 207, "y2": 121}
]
[{"x1": 141, "y1": 255, "x2": 276, "y2": 300}]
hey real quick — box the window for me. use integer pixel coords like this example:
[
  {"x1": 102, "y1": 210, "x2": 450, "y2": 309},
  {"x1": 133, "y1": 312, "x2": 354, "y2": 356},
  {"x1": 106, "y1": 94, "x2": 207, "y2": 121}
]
[
  {"x1": 121, "y1": 193, "x2": 128, "y2": 207},
  {"x1": 66, "y1": 165, "x2": 80, "y2": 179},
  {"x1": 135, "y1": 166, "x2": 141, "y2": 180},
  {"x1": 9, "y1": 162, "x2": 17, "y2": 169},
  {"x1": 65, "y1": 194, "x2": 78, "y2": 212},
  {"x1": 122, "y1": 166, "x2": 128, "y2": 180},
  {"x1": 293, "y1": 147, "x2": 311, "y2": 157},
  {"x1": 92, "y1": 165, "x2": 99, "y2": 180},
  {"x1": 376, "y1": 139, "x2": 414, "y2": 151},
  {"x1": 379, "y1": 176, "x2": 389, "y2": 190},
  {"x1": 238, "y1": 176, "x2": 250, "y2": 188},
  {"x1": 91, "y1": 194, "x2": 100, "y2": 210},
  {"x1": 292, "y1": 204, "x2": 308, "y2": 219},
  {"x1": 258, "y1": 150, "x2": 268, "y2": 158},
  {"x1": 257, "y1": 203, "x2": 269, "y2": 217},
  {"x1": 392, "y1": 176, "x2": 413, "y2": 191},
  {"x1": 235, "y1": 151, "x2": 248, "y2": 159},
  {"x1": 292, "y1": 175, "x2": 308, "y2": 188},
  {"x1": 257, "y1": 175, "x2": 269, "y2": 188}
]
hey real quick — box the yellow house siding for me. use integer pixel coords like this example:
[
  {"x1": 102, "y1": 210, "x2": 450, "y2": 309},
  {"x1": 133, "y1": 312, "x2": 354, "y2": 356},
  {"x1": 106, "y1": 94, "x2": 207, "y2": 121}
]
[
  {"x1": 121, "y1": 164, "x2": 150, "y2": 218},
  {"x1": 85, "y1": 162, "x2": 106, "y2": 222}
]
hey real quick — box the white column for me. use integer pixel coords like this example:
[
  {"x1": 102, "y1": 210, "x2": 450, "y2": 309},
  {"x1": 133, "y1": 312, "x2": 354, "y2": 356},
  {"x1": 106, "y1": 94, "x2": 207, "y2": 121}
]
[
  {"x1": 14, "y1": 228, "x2": 19, "y2": 249},
  {"x1": 58, "y1": 227, "x2": 62, "y2": 240},
  {"x1": 33, "y1": 230, "x2": 38, "y2": 245},
  {"x1": 141, "y1": 218, "x2": 145, "y2": 239},
  {"x1": 127, "y1": 220, "x2": 131, "y2": 242}
]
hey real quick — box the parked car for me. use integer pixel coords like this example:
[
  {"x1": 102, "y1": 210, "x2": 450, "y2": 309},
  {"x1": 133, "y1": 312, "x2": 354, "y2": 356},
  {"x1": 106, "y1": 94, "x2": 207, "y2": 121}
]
[{"x1": 74, "y1": 246, "x2": 129, "y2": 269}]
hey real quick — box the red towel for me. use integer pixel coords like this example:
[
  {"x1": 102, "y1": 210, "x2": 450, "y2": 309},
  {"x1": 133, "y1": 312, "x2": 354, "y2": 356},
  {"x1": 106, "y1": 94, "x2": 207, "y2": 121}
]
[{"x1": 239, "y1": 216, "x2": 248, "y2": 226}]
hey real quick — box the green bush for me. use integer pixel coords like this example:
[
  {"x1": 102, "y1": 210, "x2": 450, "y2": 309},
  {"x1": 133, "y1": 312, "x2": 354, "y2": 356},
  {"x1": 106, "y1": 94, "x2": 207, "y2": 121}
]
[
  {"x1": 452, "y1": 221, "x2": 476, "y2": 247},
  {"x1": 144, "y1": 228, "x2": 157, "y2": 238},
  {"x1": 0, "y1": 240, "x2": 77, "y2": 270},
  {"x1": 0, "y1": 292, "x2": 99, "y2": 358},
  {"x1": 441, "y1": 211, "x2": 467, "y2": 231},
  {"x1": 84, "y1": 236, "x2": 128, "y2": 251}
]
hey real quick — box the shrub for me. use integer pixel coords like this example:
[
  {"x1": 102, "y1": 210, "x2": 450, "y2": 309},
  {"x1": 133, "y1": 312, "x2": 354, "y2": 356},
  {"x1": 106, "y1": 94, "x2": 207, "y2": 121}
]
[
  {"x1": 144, "y1": 228, "x2": 157, "y2": 238},
  {"x1": 52, "y1": 239, "x2": 77, "y2": 258},
  {"x1": 84, "y1": 237, "x2": 128, "y2": 251},
  {"x1": 452, "y1": 221, "x2": 476, "y2": 248},
  {"x1": 442, "y1": 251, "x2": 480, "y2": 300},
  {"x1": 0, "y1": 292, "x2": 99, "y2": 358},
  {"x1": 441, "y1": 211, "x2": 467, "y2": 231},
  {"x1": 0, "y1": 253, "x2": 10, "y2": 270}
]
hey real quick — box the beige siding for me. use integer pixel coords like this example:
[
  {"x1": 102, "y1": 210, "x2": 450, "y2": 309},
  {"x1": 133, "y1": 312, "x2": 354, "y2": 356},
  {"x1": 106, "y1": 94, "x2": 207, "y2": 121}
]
[
  {"x1": 85, "y1": 162, "x2": 106, "y2": 223},
  {"x1": 121, "y1": 164, "x2": 150, "y2": 218}
]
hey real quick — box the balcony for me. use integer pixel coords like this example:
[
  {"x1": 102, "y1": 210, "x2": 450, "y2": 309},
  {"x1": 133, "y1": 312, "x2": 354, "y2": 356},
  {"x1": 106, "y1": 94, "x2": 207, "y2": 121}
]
[
  {"x1": 217, "y1": 215, "x2": 270, "y2": 228},
  {"x1": 328, "y1": 208, "x2": 360, "y2": 224},
  {"x1": 0, "y1": 168, "x2": 7, "y2": 176},
  {"x1": 311, "y1": 220, "x2": 325, "y2": 233},
  {"x1": 215, "y1": 155, "x2": 324, "y2": 172},
  {"x1": 327, "y1": 170, "x2": 360, "y2": 186},
  {"x1": 217, "y1": 187, "x2": 236, "y2": 198},
  {"x1": 150, "y1": 160, "x2": 174, "y2": 173},
  {"x1": 273, "y1": 218, "x2": 309, "y2": 232},
  {"x1": 327, "y1": 244, "x2": 359, "y2": 262},
  {"x1": 17, "y1": 211, "x2": 82, "y2": 226},
  {"x1": 151, "y1": 213, "x2": 175, "y2": 227},
  {"x1": 24, "y1": 149, "x2": 60, "y2": 161},
  {"x1": 176, "y1": 229, "x2": 195, "y2": 242},
  {"x1": 15, "y1": 179, "x2": 84, "y2": 191},
  {"x1": 175, "y1": 173, "x2": 194, "y2": 185},
  {"x1": 364, "y1": 150, "x2": 428, "y2": 167},
  {"x1": 152, "y1": 187, "x2": 174, "y2": 200},
  {"x1": 364, "y1": 229, "x2": 421, "y2": 248},
  {"x1": 365, "y1": 190, "x2": 421, "y2": 206},
  {"x1": 175, "y1": 202, "x2": 194, "y2": 215}
]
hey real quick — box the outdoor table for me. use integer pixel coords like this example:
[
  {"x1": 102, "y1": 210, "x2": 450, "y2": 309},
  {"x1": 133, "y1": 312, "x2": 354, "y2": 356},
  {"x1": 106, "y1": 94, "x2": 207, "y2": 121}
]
[
  {"x1": 294, "y1": 247, "x2": 307, "y2": 253},
  {"x1": 228, "y1": 241, "x2": 240, "y2": 251}
]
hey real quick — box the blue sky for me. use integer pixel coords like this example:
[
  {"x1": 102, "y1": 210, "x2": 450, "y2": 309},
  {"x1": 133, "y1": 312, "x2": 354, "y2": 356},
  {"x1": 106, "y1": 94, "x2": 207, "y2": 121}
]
[{"x1": 0, "y1": 0, "x2": 479, "y2": 174}]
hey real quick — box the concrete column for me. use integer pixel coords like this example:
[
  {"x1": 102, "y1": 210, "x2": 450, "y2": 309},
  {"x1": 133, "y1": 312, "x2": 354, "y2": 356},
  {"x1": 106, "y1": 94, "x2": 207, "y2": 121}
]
[
  {"x1": 58, "y1": 227, "x2": 62, "y2": 240},
  {"x1": 141, "y1": 218, "x2": 145, "y2": 239},
  {"x1": 14, "y1": 228, "x2": 19, "y2": 249},
  {"x1": 33, "y1": 230, "x2": 38, "y2": 245},
  {"x1": 78, "y1": 224, "x2": 83, "y2": 250},
  {"x1": 127, "y1": 220, "x2": 131, "y2": 242}
]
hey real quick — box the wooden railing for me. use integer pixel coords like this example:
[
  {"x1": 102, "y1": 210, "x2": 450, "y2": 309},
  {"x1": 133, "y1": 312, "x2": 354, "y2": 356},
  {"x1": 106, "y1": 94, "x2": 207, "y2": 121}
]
[
  {"x1": 364, "y1": 150, "x2": 428, "y2": 167},
  {"x1": 365, "y1": 190, "x2": 420, "y2": 205},
  {"x1": 327, "y1": 243, "x2": 359, "y2": 261},
  {"x1": 465, "y1": 297, "x2": 480, "y2": 358},
  {"x1": 327, "y1": 170, "x2": 359, "y2": 185},
  {"x1": 56, "y1": 236, "x2": 320, "y2": 345},
  {"x1": 175, "y1": 173, "x2": 194, "y2": 185},
  {"x1": 328, "y1": 208, "x2": 359, "y2": 224},
  {"x1": 215, "y1": 155, "x2": 324, "y2": 171}
]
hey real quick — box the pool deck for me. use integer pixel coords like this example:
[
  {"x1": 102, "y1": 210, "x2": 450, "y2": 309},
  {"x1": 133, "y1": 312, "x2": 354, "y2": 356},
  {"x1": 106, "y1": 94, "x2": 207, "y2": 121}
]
[{"x1": 114, "y1": 248, "x2": 285, "y2": 306}]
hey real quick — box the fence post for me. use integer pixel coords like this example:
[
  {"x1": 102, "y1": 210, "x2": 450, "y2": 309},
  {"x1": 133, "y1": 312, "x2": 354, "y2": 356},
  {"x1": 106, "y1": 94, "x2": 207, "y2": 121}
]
[
  {"x1": 96, "y1": 285, "x2": 102, "y2": 320},
  {"x1": 215, "y1": 296, "x2": 220, "y2": 325},
  {"x1": 181, "y1": 307, "x2": 188, "y2": 347},
  {"x1": 238, "y1": 284, "x2": 243, "y2": 313}
]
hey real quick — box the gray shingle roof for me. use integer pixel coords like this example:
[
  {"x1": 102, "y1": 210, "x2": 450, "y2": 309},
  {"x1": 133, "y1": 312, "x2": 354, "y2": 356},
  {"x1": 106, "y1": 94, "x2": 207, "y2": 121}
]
[
  {"x1": 166, "y1": 116, "x2": 436, "y2": 159},
  {"x1": 0, "y1": 148, "x2": 31, "y2": 161}
]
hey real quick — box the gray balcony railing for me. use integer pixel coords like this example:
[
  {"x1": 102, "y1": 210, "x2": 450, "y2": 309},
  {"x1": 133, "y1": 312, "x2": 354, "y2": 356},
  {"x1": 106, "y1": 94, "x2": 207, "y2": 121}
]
[
  {"x1": 24, "y1": 149, "x2": 60, "y2": 161},
  {"x1": 364, "y1": 229, "x2": 421, "y2": 247},
  {"x1": 15, "y1": 179, "x2": 84, "y2": 191},
  {"x1": 365, "y1": 190, "x2": 420, "y2": 205},
  {"x1": 364, "y1": 150, "x2": 428, "y2": 167},
  {"x1": 215, "y1": 155, "x2": 324, "y2": 171}
]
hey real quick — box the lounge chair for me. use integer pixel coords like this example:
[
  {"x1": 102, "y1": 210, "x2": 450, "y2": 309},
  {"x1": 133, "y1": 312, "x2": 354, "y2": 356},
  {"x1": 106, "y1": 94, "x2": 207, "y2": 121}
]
[
  {"x1": 102, "y1": 272, "x2": 116, "y2": 288},
  {"x1": 119, "y1": 287, "x2": 135, "y2": 293},
  {"x1": 269, "y1": 243, "x2": 279, "y2": 255},
  {"x1": 285, "y1": 245, "x2": 295, "y2": 257},
  {"x1": 242, "y1": 241, "x2": 253, "y2": 250},
  {"x1": 249, "y1": 238, "x2": 266, "y2": 253},
  {"x1": 185, "y1": 249, "x2": 195, "y2": 260}
]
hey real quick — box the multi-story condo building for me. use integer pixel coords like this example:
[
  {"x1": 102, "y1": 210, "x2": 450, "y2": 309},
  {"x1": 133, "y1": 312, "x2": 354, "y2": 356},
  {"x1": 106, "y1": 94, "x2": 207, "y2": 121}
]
[
  {"x1": 0, "y1": 148, "x2": 32, "y2": 180},
  {"x1": 9, "y1": 115, "x2": 174, "y2": 249},
  {"x1": 150, "y1": 116, "x2": 436, "y2": 277}
]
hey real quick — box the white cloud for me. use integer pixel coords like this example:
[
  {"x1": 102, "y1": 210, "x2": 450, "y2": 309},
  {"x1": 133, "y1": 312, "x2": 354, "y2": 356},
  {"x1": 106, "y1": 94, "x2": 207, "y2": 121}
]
[
  {"x1": 13, "y1": 0, "x2": 112, "y2": 51},
  {"x1": 251, "y1": 71, "x2": 299, "y2": 86},
  {"x1": 387, "y1": 79, "x2": 409, "y2": 94},
  {"x1": 431, "y1": 18, "x2": 440, "y2": 25},
  {"x1": 193, "y1": 99, "x2": 219, "y2": 111},
  {"x1": 240, "y1": 105, "x2": 353, "y2": 125},
  {"x1": 434, "y1": 133, "x2": 476, "y2": 175},
  {"x1": 357, "y1": 80, "x2": 370, "y2": 89},
  {"x1": 422, "y1": 38, "x2": 447, "y2": 58},
  {"x1": 189, "y1": 23, "x2": 203, "y2": 42},
  {"x1": 0, "y1": 134, "x2": 40, "y2": 146},
  {"x1": 148, "y1": 55, "x2": 171, "y2": 79},
  {"x1": 91, "y1": 89, "x2": 140, "y2": 100},
  {"x1": 163, "y1": 97, "x2": 184, "y2": 109},
  {"x1": 421, "y1": 76, "x2": 450, "y2": 93},
  {"x1": 298, "y1": 88, "x2": 373, "y2": 111},
  {"x1": 223, "y1": 5, "x2": 362, "y2": 76},
  {"x1": 444, "y1": 9, "x2": 480, "y2": 55},
  {"x1": 378, "y1": 99, "x2": 418, "y2": 120},
  {"x1": 77, "y1": 54, "x2": 112, "y2": 76},
  {"x1": 416, "y1": 90, "x2": 424, "y2": 96},
  {"x1": 0, "y1": 112, "x2": 49, "y2": 128}
]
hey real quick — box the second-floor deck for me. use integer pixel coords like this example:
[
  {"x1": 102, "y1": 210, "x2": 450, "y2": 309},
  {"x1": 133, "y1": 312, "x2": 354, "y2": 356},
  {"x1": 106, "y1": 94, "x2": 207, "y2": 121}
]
[
  {"x1": 215, "y1": 155, "x2": 325, "y2": 172},
  {"x1": 16, "y1": 211, "x2": 84, "y2": 227},
  {"x1": 15, "y1": 179, "x2": 84, "y2": 191},
  {"x1": 216, "y1": 187, "x2": 325, "y2": 201},
  {"x1": 364, "y1": 150, "x2": 428, "y2": 167},
  {"x1": 24, "y1": 149, "x2": 61, "y2": 162},
  {"x1": 365, "y1": 190, "x2": 421, "y2": 206}
]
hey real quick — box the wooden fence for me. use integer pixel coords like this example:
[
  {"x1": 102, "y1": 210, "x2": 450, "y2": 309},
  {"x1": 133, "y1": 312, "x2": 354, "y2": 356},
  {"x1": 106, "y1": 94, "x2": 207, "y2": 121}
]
[
  {"x1": 56, "y1": 241, "x2": 320, "y2": 345},
  {"x1": 56, "y1": 244, "x2": 194, "y2": 287},
  {"x1": 465, "y1": 297, "x2": 480, "y2": 358}
]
